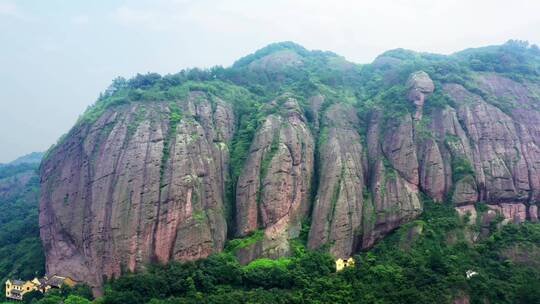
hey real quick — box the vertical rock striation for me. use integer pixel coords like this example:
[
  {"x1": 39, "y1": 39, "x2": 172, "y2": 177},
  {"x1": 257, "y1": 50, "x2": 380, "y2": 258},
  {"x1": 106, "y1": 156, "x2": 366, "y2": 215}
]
[
  {"x1": 235, "y1": 96, "x2": 314, "y2": 263},
  {"x1": 308, "y1": 103, "x2": 367, "y2": 258},
  {"x1": 39, "y1": 44, "x2": 540, "y2": 289},
  {"x1": 407, "y1": 71, "x2": 435, "y2": 120},
  {"x1": 40, "y1": 92, "x2": 234, "y2": 290},
  {"x1": 362, "y1": 112, "x2": 422, "y2": 248}
]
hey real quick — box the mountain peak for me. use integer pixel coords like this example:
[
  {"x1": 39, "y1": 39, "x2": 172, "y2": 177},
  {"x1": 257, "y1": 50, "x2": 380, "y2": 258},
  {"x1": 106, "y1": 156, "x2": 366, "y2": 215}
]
[
  {"x1": 232, "y1": 41, "x2": 309, "y2": 68},
  {"x1": 0, "y1": 152, "x2": 43, "y2": 168}
]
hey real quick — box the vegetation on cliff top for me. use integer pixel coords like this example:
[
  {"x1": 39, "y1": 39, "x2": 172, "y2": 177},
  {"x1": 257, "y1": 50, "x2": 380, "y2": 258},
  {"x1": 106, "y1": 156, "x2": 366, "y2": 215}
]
[
  {"x1": 69, "y1": 40, "x2": 539, "y2": 116},
  {"x1": 44, "y1": 40, "x2": 540, "y2": 175}
]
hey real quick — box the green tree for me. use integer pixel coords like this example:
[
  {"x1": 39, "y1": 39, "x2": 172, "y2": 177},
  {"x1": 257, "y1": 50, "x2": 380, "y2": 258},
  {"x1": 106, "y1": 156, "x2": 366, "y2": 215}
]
[{"x1": 64, "y1": 295, "x2": 92, "y2": 304}]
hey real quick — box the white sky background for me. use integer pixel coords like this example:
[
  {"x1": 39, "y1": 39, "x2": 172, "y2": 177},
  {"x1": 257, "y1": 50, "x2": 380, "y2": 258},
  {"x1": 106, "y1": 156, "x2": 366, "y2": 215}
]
[{"x1": 1, "y1": 0, "x2": 539, "y2": 162}]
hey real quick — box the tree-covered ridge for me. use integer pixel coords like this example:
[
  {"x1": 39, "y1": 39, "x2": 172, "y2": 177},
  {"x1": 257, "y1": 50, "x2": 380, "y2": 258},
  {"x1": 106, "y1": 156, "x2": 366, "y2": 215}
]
[
  {"x1": 44, "y1": 39, "x2": 538, "y2": 175},
  {"x1": 71, "y1": 40, "x2": 540, "y2": 129},
  {"x1": 0, "y1": 163, "x2": 45, "y2": 286},
  {"x1": 0, "y1": 152, "x2": 43, "y2": 169},
  {"x1": 456, "y1": 40, "x2": 540, "y2": 77}
]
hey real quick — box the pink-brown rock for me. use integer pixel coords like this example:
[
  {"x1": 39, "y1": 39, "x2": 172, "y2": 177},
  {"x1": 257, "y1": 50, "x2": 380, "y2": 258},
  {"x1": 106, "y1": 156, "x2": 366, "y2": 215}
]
[
  {"x1": 40, "y1": 93, "x2": 234, "y2": 291},
  {"x1": 419, "y1": 138, "x2": 447, "y2": 202},
  {"x1": 487, "y1": 203, "x2": 527, "y2": 224},
  {"x1": 453, "y1": 294, "x2": 470, "y2": 304},
  {"x1": 39, "y1": 59, "x2": 540, "y2": 292},
  {"x1": 382, "y1": 114, "x2": 419, "y2": 186},
  {"x1": 308, "y1": 103, "x2": 367, "y2": 258},
  {"x1": 407, "y1": 71, "x2": 435, "y2": 120},
  {"x1": 444, "y1": 83, "x2": 531, "y2": 202},
  {"x1": 235, "y1": 95, "x2": 314, "y2": 261},
  {"x1": 452, "y1": 177, "x2": 478, "y2": 206},
  {"x1": 363, "y1": 112, "x2": 422, "y2": 248},
  {"x1": 530, "y1": 205, "x2": 539, "y2": 222}
]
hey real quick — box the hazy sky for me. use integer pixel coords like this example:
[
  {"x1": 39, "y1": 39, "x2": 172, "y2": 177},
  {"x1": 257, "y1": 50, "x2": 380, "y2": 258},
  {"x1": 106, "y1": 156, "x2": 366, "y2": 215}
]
[{"x1": 1, "y1": 0, "x2": 539, "y2": 163}]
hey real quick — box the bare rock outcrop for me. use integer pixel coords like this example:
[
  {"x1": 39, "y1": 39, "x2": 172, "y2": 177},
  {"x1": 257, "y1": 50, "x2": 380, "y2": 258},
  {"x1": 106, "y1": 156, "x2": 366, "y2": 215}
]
[
  {"x1": 363, "y1": 158, "x2": 422, "y2": 248},
  {"x1": 442, "y1": 80, "x2": 540, "y2": 223},
  {"x1": 382, "y1": 114, "x2": 419, "y2": 186},
  {"x1": 452, "y1": 178, "x2": 478, "y2": 205},
  {"x1": 40, "y1": 92, "x2": 234, "y2": 290},
  {"x1": 235, "y1": 95, "x2": 314, "y2": 262},
  {"x1": 418, "y1": 138, "x2": 447, "y2": 202},
  {"x1": 407, "y1": 71, "x2": 435, "y2": 120},
  {"x1": 307, "y1": 103, "x2": 367, "y2": 258},
  {"x1": 363, "y1": 113, "x2": 422, "y2": 248}
]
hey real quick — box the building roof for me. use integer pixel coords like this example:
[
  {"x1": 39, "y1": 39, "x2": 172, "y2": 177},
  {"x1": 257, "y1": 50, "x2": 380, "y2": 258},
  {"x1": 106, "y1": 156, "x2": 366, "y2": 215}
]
[
  {"x1": 47, "y1": 276, "x2": 66, "y2": 287},
  {"x1": 10, "y1": 289, "x2": 21, "y2": 295},
  {"x1": 9, "y1": 279, "x2": 25, "y2": 286}
]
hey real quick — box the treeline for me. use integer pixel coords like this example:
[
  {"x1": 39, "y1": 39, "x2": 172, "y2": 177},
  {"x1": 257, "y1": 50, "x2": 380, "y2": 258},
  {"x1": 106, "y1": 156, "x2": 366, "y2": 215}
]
[
  {"x1": 0, "y1": 163, "x2": 45, "y2": 303},
  {"x1": 27, "y1": 200, "x2": 540, "y2": 304},
  {"x1": 0, "y1": 163, "x2": 44, "y2": 283},
  {"x1": 98, "y1": 202, "x2": 540, "y2": 304}
]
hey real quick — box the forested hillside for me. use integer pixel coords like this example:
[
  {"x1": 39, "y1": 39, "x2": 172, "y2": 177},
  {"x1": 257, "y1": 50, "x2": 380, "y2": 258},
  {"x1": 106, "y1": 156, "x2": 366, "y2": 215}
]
[
  {"x1": 6, "y1": 40, "x2": 540, "y2": 303},
  {"x1": 0, "y1": 162, "x2": 44, "y2": 284},
  {"x1": 32, "y1": 200, "x2": 540, "y2": 303}
]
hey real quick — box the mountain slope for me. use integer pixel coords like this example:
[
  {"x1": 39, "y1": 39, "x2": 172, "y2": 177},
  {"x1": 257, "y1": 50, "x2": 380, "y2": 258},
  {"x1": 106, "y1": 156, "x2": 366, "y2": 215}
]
[
  {"x1": 39, "y1": 40, "x2": 540, "y2": 291},
  {"x1": 0, "y1": 152, "x2": 43, "y2": 169},
  {"x1": 0, "y1": 162, "x2": 45, "y2": 283}
]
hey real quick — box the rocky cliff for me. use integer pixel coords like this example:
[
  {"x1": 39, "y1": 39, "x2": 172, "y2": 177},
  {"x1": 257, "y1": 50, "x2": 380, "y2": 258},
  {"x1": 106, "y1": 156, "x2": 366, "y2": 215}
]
[
  {"x1": 40, "y1": 93, "x2": 234, "y2": 289},
  {"x1": 40, "y1": 40, "x2": 540, "y2": 289},
  {"x1": 234, "y1": 95, "x2": 314, "y2": 263}
]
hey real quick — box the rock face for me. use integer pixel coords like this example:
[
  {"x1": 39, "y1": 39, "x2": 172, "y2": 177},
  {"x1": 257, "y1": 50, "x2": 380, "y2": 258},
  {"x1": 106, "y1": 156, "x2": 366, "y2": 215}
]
[
  {"x1": 407, "y1": 71, "x2": 434, "y2": 120},
  {"x1": 307, "y1": 103, "x2": 367, "y2": 258},
  {"x1": 235, "y1": 96, "x2": 314, "y2": 262},
  {"x1": 40, "y1": 92, "x2": 234, "y2": 290},
  {"x1": 39, "y1": 44, "x2": 540, "y2": 290},
  {"x1": 429, "y1": 75, "x2": 540, "y2": 224},
  {"x1": 453, "y1": 294, "x2": 471, "y2": 304},
  {"x1": 247, "y1": 50, "x2": 304, "y2": 72},
  {"x1": 364, "y1": 112, "x2": 422, "y2": 248},
  {"x1": 442, "y1": 80, "x2": 540, "y2": 217}
]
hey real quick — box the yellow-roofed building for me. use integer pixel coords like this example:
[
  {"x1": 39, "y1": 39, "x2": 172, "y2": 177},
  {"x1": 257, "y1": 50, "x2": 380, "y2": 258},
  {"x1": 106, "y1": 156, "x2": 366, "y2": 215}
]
[
  {"x1": 335, "y1": 257, "x2": 355, "y2": 272},
  {"x1": 5, "y1": 279, "x2": 38, "y2": 300},
  {"x1": 5, "y1": 275, "x2": 77, "y2": 301}
]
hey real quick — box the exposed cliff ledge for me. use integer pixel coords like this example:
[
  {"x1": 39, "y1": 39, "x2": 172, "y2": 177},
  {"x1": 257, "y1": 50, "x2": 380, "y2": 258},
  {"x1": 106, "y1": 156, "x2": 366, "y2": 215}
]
[{"x1": 407, "y1": 71, "x2": 434, "y2": 120}]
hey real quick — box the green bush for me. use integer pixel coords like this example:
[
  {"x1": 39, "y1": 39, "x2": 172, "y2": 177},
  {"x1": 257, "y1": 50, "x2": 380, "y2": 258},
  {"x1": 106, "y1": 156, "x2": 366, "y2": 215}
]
[
  {"x1": 452, "y1": 157, "x2": 475, "y2": 182},
  {"x1": 225, "y1": 230, "x2": 264, "y2": 252}
]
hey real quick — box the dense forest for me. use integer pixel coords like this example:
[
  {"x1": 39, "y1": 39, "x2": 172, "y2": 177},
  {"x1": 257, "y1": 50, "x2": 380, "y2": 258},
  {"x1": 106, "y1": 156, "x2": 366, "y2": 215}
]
[
  {"x1": 0, "y1": 162, "x2": 46, "y2": 303},
  {"x1": 0, "y1": 162, "x2": 44, "y2": 283},
  {"x1": 97, "y1": 205, "x2": 540, "y2": 303},
  {"x1": 21, "y1": 201, "x2": 540, "y2": 304}
]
